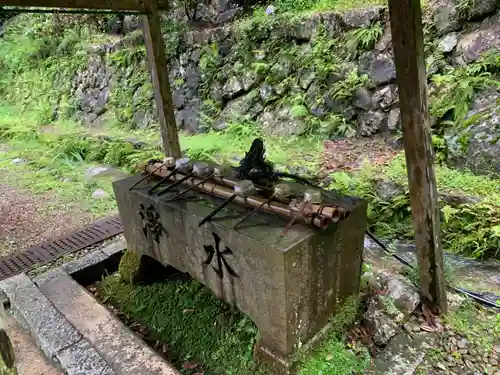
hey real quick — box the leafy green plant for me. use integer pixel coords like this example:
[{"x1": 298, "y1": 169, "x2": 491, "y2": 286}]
[
  {"x1": 430, "y1": 50, "x2": 500, "y2": 125},
  {"x1": 345, "y1": 22, "x2": 384, "y2": 58}
]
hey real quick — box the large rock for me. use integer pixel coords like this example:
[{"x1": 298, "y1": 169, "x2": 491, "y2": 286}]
[
  {"x1": 455, "y1": 13, "x2": 500, "y2": 64},
  {"x1": 214, "y1": 90, "x2": 263, "y2": 130},
  {"x1": 359, "y1": 52, "x2": 396, "y2": 86},
  {"x1": 427, "y1": 0, "x2": 462, "y2": 35},
  {"x1": 291, "y1": 14, "x2": 323, "y2": 41},
  {"x1": 373, "y1": 84, "x2": 398, "y2": 112},
  {"x1": 177, "y1": 98, "x2": 204, "y2": 133},
  {"x1": 358, "y1": 111, "x2": 385, "y2": 136},
  {"x1": 352, "y1": 88, "x2": 375, "y2": 111},
  {"x1": 364, "y1": 295, "x2": 400, "y2": 346},
  {"x1": 222, "y1": 76, "x2": 244, "y2": 99},
  {"x1": 468, "y1": 0, "x2": 499, "y2": 20},
  {"x1": 438, "y1": 32, "x2": 459, "y2": 53},
  {"x1": 258, "y1": 105, "x2": 307, "y2": 137},
  {"x1": 72, "y1": 55, "x2": 112, "y2": 122},
  {"x1": 374, "y1": 179, "x2": 405, "y2": 201},
  {"x1": 427, "y1": 0, "x2": 498, "y2": 36},
  {"x1": 340, "y1": 5, "x2": 385, "y2": 29},
  {"x1": 445, "y1": 89, "x2": 500, "y2": 175}
]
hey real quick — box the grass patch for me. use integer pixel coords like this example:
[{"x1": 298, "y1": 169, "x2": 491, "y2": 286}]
[
  {"x1": 97, "y1": 269, "x2": 370, "y2": 375},
  {"x1": 0, "y1": 145, "x2": 117, "y2": 217}
]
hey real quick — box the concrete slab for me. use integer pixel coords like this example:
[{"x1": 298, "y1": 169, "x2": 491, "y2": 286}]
[
  {"x1": 5, "y1": 314, "x2": 63, "y2": 375},
  {"x1": 0, "y1": 273, "x2": 82, "y2": 359},
  {"x1": 38, "y1": 272, "x2": 180, "y2": 375},
  {"x1": 100, "y1": 237, "x2": 127, "y2": 257},
  {"x1": 60, "y1": 250, "x2": 108, "y2": 275}
]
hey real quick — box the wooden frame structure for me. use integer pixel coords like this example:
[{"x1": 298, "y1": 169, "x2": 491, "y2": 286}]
[{"x1": 0, "y1": 0, "x2": 447, "y2": 313}]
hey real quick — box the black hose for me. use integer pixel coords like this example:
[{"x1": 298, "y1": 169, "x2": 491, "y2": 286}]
[{"x1": 365, "y1": 229, "x2": 499, "y2": 310}]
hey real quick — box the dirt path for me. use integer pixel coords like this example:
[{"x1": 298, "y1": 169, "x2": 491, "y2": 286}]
[
  {"x1": 0, "y1": 183, "x2": 94, "y2": 258},
  {"x1": 322, "y1": 136, "x2": 400, "y2": 172}
]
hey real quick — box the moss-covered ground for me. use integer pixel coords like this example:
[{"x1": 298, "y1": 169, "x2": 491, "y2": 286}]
[{"x1": 94, "y1": 251, "x2": 369, "y2": 375}]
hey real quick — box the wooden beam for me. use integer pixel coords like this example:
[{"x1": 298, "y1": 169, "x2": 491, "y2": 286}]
[
  {"x1": 388, "y1": 0, "x2": 448, "y2": 314},
  {"x1": 0, "y1": 0, "x2": 169, "y2": 12},
  {"x1": 142, "y1": 0, "x2": 181, "y2": 158}
]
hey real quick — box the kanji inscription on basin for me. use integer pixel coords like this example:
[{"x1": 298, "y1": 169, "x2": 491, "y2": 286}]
[{"x1": 203, "y1": 232, "x2": 238, "y2": 280}]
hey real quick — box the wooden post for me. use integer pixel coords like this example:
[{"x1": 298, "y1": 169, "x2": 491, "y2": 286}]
[
  {"x1": 388, "y1": 0, "x2": 448, "y2": 314},
  {"x1": 142, "y1": 0, "x2": 182, "y2": 158}
]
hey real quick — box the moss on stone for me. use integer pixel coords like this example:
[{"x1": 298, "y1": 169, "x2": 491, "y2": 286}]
[{"x1": 118, "y1": 249, "x2": 141, "y2": 285}]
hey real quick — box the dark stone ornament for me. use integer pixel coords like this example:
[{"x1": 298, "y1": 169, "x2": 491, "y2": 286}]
[
  {"x1": 203, "y1": 232, "x2": 238, "y2": 280},
  {"x1": 139, "y1": 203, "x2": 165, "y2": 244}
]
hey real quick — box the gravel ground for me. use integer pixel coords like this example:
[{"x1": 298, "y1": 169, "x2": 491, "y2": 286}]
[{"x1": 0, "y1": 183, "x2": 95, "y2": 258}]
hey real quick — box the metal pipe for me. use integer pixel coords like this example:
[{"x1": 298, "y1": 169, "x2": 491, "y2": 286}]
[{"x1": 146, "y1": 164, "x2": 342, "y2": 230}]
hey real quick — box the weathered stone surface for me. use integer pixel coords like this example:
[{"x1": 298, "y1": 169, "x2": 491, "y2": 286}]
[
  {"x1": 222, "y1": 76, "x2": 244, "y2": 99},
  {"x1": 298, "y1": 68, "x2": 316, "y2": 90},
  {"x1": 439, "y1": 192, "x2": 481, "y2": 206},
  {"x1": 259, "y1": 83, "x2": 275, "y2": 102},
  {"x1": 259, "y1": 105, "x2": 307, "y2": 137},
  {"x1": 178, "y1": 98, "x2": 204, "y2": 134},
  {"x1": 364, "y1": 296, "x2": 400, "y2": 346},
  {"x1": 62, "y1": 250, "x2": 109, "y2": 275},
  {"x1": 38, "y1": 273, "x2": 182, "y2": 375},
  {"x1": 374, "y1": 179, "x2": 405, "y2": 201},
  {"x1": 5, "y1": 312, "x2": 63, "y2": 375},
  {"x1": 57, "y1": 339, "x2": 115, "y2": 375},
  {"x1": 0, "y1": 273, "x2": 82, "y2": 359},
  {"x1": 113, "y1": 174, "x2": 367, "y2": 372},
  {"x1": 91, "y1": 189, "x2": 110, "y2": 200},
  {"x1": 468, "y1": 0, "x2": 499, "y2": 20},
  {"x1": 427, "y1": 0, "x2": 461, "y2": 35},
  {"x1": 359, "y1": 52, "x2": 396, "y2": 86},
  {"x1": 438, "y1": 32, "x2": 459, "y2": 53},
  {"x1": 455, "y1": 13, "x2": 500, "y2": 64},
  {"x1": 214, "y1": 90, "x2": 263, "y2": 130},
  {"x1": 72, "y1": 55, "x2": 112, "y2": 124},
  {"x1": 374, "y1": 24, "x2": 392, "y2": 52},
  {"x1": 352, "y1": 88, "x2": 375, "y2": 111},
  {"x1": 10, "y1": 158, "x2": 26, "y2": 165},
  {"x1": 340, "y1": 5, "x2": 385, "y2": 29},
  {"x1": 384, "y1": 274, "x2": 420, "y2": 316},
  {"x1": 85, "y1": 166, "x2": 128, "y2": 181},
  {"x1": 322, "y1": 12, "x2": 342, "y2": 38},
  {"x1": 387, "y1": 107, "x2": 401, "y2": 131},
  {"x1": 291, "y1": 14, "x2": 322, "y2": 40},
  {"x1": 365, "y1": 333, "x2": 433, "y2": 375},
  {"x1": 445, "y1": 89, "x2": 500, "y2": 175},
  {"x1": 358, "y1": 111, "x2": 385, "y2": 136},
  {"x1": 100, "y1": 236, "x2": 127, "y2": 257}
]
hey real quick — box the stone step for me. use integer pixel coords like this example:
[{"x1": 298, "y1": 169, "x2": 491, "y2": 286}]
[
  {"x1": 0, "y1": 273, "x2": 114, "y2": 375},
  {"x1": 36, "y1": 269, "x2": 179, "y2": 375},
  {"x1": 0, "y1": 251, "x2": 179, "y2": 375}
]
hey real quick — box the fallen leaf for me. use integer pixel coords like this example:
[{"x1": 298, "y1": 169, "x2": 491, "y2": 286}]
[
  {"x1": 183, "y1": 309, "x2": 195, "y2": 314},
  {"x1": 183, "y1": 362, "x2": 199, "y2": 370},
  {"x1": 325, "y1": 354, "x2": 333, "y2": 361},
  {"x1": 420, "y1": 324, "x2": 436, "y2": 332}
]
